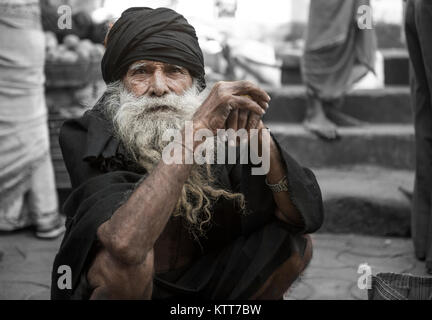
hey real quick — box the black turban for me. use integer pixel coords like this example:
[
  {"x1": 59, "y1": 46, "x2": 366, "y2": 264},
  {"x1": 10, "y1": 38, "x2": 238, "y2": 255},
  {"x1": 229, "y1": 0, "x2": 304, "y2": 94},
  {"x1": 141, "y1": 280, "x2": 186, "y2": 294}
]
[{"x1": 101, "y1": 7, "x2": 206, "y2": 89}]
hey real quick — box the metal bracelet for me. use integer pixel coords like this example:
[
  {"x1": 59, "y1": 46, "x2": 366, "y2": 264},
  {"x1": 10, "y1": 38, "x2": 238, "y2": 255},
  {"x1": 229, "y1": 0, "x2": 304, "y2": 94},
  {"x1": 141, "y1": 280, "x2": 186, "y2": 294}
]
[{"x1": 265, "y1": 176, "x2": 289, "y2": 192}]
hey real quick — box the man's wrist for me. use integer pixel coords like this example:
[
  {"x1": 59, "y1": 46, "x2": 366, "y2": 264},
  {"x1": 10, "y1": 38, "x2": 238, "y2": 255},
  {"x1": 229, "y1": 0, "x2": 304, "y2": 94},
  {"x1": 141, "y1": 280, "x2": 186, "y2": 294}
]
[
  {"x1": 265, "y1": 132, "x2": 288, "y2": 185},
  {"x1": 265, "y1": 176, "x2": 289, "y2": 193}
]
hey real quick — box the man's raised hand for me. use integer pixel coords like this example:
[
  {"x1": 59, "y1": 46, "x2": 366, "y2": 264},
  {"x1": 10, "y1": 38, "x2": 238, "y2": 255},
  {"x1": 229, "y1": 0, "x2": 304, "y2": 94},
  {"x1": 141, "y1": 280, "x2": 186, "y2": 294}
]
[{"x1": 192, "y1": 81, "x2": 270, "y2": 137}]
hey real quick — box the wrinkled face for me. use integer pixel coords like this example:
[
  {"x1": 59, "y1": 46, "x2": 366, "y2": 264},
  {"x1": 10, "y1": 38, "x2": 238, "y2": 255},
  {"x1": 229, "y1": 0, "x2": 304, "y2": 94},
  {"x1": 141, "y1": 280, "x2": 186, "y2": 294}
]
[{"x1": 122, "y1": 59, "x2": 194, "y2": 97}]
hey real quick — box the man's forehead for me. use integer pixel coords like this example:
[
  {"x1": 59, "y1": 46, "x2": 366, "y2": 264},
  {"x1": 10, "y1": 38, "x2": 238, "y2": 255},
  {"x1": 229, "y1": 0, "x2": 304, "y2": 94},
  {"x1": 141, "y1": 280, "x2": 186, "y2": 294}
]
[{"x1": 128, "y1": 60, "x2": 186, "y2": 71}]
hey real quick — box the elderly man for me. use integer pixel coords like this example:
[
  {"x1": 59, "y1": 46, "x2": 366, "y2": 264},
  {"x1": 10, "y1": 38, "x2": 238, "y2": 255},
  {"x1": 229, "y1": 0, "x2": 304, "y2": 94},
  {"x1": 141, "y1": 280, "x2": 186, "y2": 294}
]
[{"x1": 51, "y1": 7, "x2": 323, "y2": 300}]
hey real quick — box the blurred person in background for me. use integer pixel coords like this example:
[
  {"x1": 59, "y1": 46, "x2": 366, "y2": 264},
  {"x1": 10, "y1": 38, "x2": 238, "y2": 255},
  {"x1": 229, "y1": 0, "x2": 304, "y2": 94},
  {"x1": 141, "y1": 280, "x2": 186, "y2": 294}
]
[
  {"x1": 301, "y1": 0, "x2": 377, "y2": 140},
  {"x1": 404, "y1": 0, "x2": 432, "y2": 274},
  {"x1": 0, "y1": 0, "x2": 65, "y2": 238}
]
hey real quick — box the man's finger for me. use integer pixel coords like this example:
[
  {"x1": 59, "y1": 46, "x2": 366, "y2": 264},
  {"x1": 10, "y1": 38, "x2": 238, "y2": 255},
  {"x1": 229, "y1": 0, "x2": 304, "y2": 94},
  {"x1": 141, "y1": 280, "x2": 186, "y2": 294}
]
[
  {"x1": 232, "y1": 80, "x2": 271, "y2": 104},
  {"x1": 237, "y1": 110, "x2": 249, "y2": 130},
  {"x1": 230, "y1": 95, "x2": 265, "y2": 116},
  {"x1": 226, "y1": 109, "x2": 239, "y2": 147},
  {"x1": 226, "y1": 108, "x2": 238, "y2": 131},
  {"x1": 246, "y1": 112, "x2": 261, "y2": 132}
]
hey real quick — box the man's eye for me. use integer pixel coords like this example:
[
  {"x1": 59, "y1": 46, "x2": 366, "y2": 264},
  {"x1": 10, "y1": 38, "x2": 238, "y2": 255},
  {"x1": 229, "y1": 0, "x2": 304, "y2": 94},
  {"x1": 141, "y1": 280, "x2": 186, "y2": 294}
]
[
  {"x1": 169, "y1": 67, "x2": 184, "y2": 74},
  {"x1": 133, "y1": 68, "x2": 149, "y2": 75}
]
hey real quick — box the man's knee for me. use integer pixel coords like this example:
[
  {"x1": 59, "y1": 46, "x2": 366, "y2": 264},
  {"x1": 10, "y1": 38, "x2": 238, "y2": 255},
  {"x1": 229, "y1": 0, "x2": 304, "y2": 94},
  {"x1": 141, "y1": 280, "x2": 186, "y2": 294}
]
[
  {"x1": 276, "y1": 235, "x2": 313, "y2": 292},
  {"x1": 301, "y1": 234, "x2": 313, "y2": 272},
  {"x1": 283, "y1": 234, "x2": 313, "y2": 278},
  {"x1": 251, "y1": 235, "x2": 313, "y2": 299}
]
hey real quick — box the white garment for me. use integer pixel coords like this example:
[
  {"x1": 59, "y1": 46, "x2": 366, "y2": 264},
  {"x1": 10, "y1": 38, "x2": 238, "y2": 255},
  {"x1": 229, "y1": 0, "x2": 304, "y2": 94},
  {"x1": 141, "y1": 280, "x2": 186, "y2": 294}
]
[{"x1": 0, "y1": 0, "x2": 59, "y2": 230}]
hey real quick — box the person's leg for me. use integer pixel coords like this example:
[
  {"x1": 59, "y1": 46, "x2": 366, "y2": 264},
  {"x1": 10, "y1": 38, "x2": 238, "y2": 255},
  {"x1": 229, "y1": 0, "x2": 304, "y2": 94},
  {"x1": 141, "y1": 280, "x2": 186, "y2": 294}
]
[
  {"x1": 0, "y1": 192, "x2": 30, "y2": 231},
  {"x1": 303, "y1": 93, "x2": 339, "y2": 140},
  {"x1": 415, "y1": 0, "x2": 432, "y2": 272},
  {"x1": 250, "y1": 235, "x2": 313, "y2": 300},
  {"x1": 404, "y1": 0, "x2": 432, "y2": 265},
  {"x1": 27, "y1": 152, "x2": 65, "y2": 239}
]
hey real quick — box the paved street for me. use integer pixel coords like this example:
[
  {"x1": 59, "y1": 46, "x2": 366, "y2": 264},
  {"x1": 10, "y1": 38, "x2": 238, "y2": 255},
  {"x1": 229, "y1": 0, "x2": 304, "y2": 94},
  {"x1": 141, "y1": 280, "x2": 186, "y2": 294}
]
[
  {"x1": 0, "y1": 231, "x2": 430, "y2": 300},
  {"x1": 286, "y1": 234, "x2": 430, "y2": 300}
]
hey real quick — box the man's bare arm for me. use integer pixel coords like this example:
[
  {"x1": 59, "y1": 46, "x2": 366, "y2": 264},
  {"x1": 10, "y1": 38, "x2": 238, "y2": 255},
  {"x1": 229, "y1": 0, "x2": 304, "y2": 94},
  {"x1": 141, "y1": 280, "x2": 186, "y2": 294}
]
[
  {"x1": 97, "y1": 154, "x2": 194, "y2": 265},
  {"x1": 89, "y1": 147, "x2": 193, "y2": 299}
]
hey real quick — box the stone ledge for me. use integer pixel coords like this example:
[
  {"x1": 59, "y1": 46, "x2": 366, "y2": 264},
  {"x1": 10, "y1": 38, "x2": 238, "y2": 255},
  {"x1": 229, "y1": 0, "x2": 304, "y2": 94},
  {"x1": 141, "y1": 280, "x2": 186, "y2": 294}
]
[
  {"x1": 263, "y1": 86, "x2": 412, "y2": 124},
  {"x1": 313, "y1": 166, "x2": 413, "y2": 237},
  {"x1": 269, "y1": 124, "x2": 415, "y2": 169}
]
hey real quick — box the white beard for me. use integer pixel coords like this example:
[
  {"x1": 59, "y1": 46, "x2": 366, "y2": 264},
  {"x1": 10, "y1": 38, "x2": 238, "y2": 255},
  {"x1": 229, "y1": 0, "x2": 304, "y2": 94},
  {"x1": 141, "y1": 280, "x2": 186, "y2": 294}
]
[{"x1": 105, "y1": 80, "x2": 206, "y2": 170}]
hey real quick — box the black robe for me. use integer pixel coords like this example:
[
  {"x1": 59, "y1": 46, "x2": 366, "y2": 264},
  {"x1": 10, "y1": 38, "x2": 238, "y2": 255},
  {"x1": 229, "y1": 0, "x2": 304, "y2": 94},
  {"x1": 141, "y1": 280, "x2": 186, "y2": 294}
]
[{"x1": 50, "y1": 104, "x2": 324, "y2": 300}]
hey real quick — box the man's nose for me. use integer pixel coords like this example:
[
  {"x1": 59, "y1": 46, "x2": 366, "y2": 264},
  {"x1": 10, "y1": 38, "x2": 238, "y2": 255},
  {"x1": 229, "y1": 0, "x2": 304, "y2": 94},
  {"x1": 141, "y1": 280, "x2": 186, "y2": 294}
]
[{"x1": 148, "y1": 71, "x2": 170, "y2": 97}]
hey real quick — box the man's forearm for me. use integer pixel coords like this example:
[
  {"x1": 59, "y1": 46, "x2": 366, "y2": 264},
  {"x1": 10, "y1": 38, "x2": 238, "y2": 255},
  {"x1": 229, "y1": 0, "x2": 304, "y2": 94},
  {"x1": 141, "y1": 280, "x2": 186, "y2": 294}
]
[
  {"x1": 266, "y1": 134, "x2": 304, "y2": 227},
  {"x1": 97, "y1": 147, "x2": 193, "y2": 265}
]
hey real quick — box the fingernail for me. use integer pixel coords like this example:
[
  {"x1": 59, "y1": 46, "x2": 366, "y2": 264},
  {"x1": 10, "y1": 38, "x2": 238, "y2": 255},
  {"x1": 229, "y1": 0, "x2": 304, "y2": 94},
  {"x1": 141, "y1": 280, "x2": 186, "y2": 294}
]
[{"x1": 264, "y1": 102, "x2": 269, "y2": 109}]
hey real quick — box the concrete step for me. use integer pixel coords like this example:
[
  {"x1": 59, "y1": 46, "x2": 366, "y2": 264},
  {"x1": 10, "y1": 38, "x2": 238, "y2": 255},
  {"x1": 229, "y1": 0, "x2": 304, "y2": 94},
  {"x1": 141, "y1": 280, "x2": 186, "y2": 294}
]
[
  {"x1": 381, "y1": 49, "x2": 409, "y2": 86},
  {"x1": 263, "y1": 86, "x2": 412, "y2": 124},
  {"x1": 269, "y1": 123, "x2": 414, "y2": 170},
  {"x1": 314, "y1": 166, "x2": 414, "y2": 237}
]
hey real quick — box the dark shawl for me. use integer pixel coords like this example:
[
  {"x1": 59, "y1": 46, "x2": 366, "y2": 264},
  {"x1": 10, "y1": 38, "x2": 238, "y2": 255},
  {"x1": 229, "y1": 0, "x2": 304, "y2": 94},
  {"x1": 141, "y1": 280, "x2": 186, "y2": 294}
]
[{"x1": 51, "y1": 100, "x2": 323, "y2": 300}]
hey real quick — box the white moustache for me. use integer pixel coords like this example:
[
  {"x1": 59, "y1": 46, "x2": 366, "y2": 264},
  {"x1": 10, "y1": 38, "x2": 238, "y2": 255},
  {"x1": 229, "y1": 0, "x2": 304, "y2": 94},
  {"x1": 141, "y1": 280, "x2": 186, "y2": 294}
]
[{"x1": 118, "y1": 85, "x2": 204, "y2": 118}]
